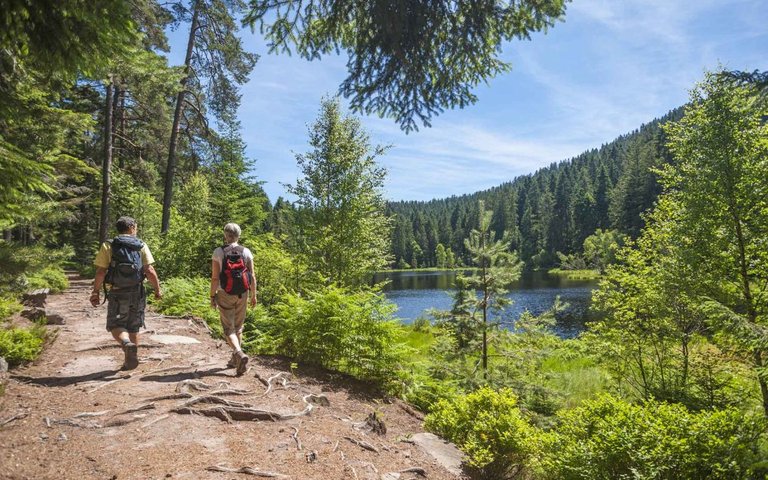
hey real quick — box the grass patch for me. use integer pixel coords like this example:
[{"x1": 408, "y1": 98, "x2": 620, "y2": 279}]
[
  {"x1": 548, "y1": 268, "x2": 602, "y2": 280},
  {"x1": 379, "y1": 267, "x2": 477, "y2": 273},
  {"x1": 540, "y1": 353, "x2": 610, "y2": 409}
]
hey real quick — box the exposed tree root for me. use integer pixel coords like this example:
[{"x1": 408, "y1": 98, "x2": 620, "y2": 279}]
[
  {"x1": 253, "y1": 370, "x2": 270, "y2": 387},
  {"x1": 73, "y1": 410, "x2": 111, "y2": 418},
  {"x1": 117, "y1": 403, "x2": 155, "y2": 415},
  {"x1": 399, "y1": 467, "x2": 427, "y2": 476},
  {"x1": 0, "y1": 412, "x2": 28, "y2": 426},
  {"x1": 291, "y1": 426, "x2": 302, "y2": 450},
  {"x1": 396, "y1": 400, "x2": 424, "y2": 421},
  {"x1": 344, "y1": 436, "x2": 379, "y2": 453},
  {"x1": 141, "y1": 414, "x2": 169, "y2": 429},
  {"x1": 171, "y1": 393, "x2": 327, "y2": 423},
  {"x1": 85, "y1": 374, "x2": 131, "y2": 394},
  {"x1": 146, "y1": 392, "x2": 193, "y2": 402},
  {"x1": 205, "y1": 465, "x2": 289, "y2": 478}
]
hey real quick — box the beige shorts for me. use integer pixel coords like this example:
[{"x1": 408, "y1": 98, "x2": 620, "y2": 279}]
[{"x1": 215, "y1": 290, "x2": 248, "y2": 335}]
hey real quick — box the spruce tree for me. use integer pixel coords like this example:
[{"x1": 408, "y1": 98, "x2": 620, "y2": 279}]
[{"x1": 287, "y1": 98, "x2": 392, "y2": 285}]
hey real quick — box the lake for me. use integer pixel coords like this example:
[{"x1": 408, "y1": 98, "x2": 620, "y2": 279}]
[{"x1": 372, "y1": 270, "x2": 600, "y2": 338}]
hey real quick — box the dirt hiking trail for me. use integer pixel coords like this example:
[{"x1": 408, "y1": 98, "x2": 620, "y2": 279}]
[{"x1": 0, "y1": 275, "x2": 463, "y2": 480}]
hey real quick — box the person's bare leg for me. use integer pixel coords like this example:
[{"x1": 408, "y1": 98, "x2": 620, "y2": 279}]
[
  {"x1": 128, "y1": 332, "x2": 139, "y2": 346},
  {"x1": 111, "y1": 328, "x2": 129, "y2": 345},
  {"x1": 227, "y1": 332, "x2": 242, "y2": 352}
]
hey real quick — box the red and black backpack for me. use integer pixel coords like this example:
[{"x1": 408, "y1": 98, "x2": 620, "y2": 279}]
[{"x1": 219, "y1": 245, "x2": 251, "y2": 296}]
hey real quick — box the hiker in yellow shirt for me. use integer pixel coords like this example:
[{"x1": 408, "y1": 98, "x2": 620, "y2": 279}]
[{"x1": 90, "y1": 216, "x2": 162, "y2": 369}]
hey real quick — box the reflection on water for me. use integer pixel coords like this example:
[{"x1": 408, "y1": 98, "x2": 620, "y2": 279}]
[{"x1": 372, "y1": 270, "x2": 599, "y2": 339}]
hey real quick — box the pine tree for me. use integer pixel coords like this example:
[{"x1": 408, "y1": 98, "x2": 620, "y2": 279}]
[{"x1": 458, "y1": 200, "x2": 522, "y2": 377}]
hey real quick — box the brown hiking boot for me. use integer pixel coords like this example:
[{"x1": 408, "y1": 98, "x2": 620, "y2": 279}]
[
  {"x1": 235, "y1": 350, "x2": 249, "y2": 376},
  {"x1": 123, "y1": 342, "x2": 139, "y2": 370},
  {"x1": 226, "y1": 351, "x2": 238, "y2": 369}
]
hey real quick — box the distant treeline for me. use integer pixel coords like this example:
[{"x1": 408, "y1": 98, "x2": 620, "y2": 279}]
[{"x1": 382, "y1": 108, "x2": 684, "y2": 269}]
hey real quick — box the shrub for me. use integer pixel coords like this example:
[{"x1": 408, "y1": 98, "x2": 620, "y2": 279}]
[
  {"x1": 26, "y1": 265, "x2": 69, "y2": 293},
  {"x1": 0, "y1": 325, "x2": 46, "y2": 365},
  {"x1": 425, "y1": 387, "x2": 539, "y2": 479},
  {"x1": 272, "y1": 285, "x2": 405, "y2": 382},
  {"x1": 540, "y1": 394, "x2": 767, "y2": 480},
  {"x1": 151, "y1": 277, "x2": 222, "y2": 337},
  {"x1": 0, "y1": 296, "x2": 22, "y2": 321},
  {"x1": 0, "y1": 242, "x2": 72, "y2": 294}
]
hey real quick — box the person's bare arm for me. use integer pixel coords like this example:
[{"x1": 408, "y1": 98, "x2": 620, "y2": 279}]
[
  {"x1": 90, "y1": 267, "x2": 108, "y2": 307},
  {"x1": 144, "y1": 264, "x2": 162, "y2": 299},
  {"x1": 248, "y1": 258, "x2": 257, "y2": 307},
  {"x1": 210, "y1": 259, "x2": 220, "y2": 308}
]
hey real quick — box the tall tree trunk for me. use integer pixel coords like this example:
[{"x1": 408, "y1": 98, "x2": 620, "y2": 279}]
[
  {"x1": 162, "y1": 0, "x2": 200, "y2": 233},
  {"x1": 117, "y1": 87, "x2": 126, "y2": 169},
  {"x1": 99, "y1": 78, "x2": 115, "y2": 244}
]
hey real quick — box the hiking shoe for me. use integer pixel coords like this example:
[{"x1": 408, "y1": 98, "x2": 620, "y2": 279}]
[
  {"x1": 226, "y1": 351, "x2": 238, "y2": 369},
  {"x1": 235, "y1": 350, "x2": 249, "y2": 376},
  {"x1": 123, "y1": 342, "x2": 139, "y2": 370}
]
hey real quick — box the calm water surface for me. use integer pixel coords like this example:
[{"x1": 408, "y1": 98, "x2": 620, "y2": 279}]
[{"x1": 372, "y1": 270, "x2": 599, "y2": 338}]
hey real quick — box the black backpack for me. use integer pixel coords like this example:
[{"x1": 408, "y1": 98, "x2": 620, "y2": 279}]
[
  {"x1": 106, "y1": 236, "x2": 145, "y2": 289},
  {"x1": 219, "y1": 245, "x2": 251, "y2": 296}
]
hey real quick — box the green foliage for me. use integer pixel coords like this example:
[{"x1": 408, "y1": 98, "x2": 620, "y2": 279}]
[
  {"x1": 0, "y1": 0, "x2": 135, "y2": 82},
  {"x1": 0, "y1": 242, "x2": 72, "y2": 295},
  {"x1": 425, "y1": 387, "x2": 539, "y2": 479},
  {"x1": 0, "y1": 325, "x2": 46, "y2": 366},
  {"x1": 661, "y1": 72, "x2": 768, "y2": 413},
  {"x1": 25, "y1": 266, "x2": 69, "y2": 293},
  {"x1": 540, "y1": 395, "x2": 767, "y2": 480},
  {"x1": 156, "y1": 173, "x2": 215, "y2": 278},
  {"x1": 248, "y1": 233, "x2": 307, "y2": 307},
  {"x1": 151, "y1": 277, "x2": 222, "y2": 337},
  {"x1": 246, "y1": 0, "x2": 568, "y2": 131},
  {"x1": 0, "y1": 296, "x2": 22, "y2": 321},
  {"x1": 287, "y1": 98, "x2": 392, "y2": 285},
  {"x1": 447, "y1": 200, "x2": 522, "y2": 373},
  {"x1": 272, "y1": 285, "x2": 404, "y2": 382}
]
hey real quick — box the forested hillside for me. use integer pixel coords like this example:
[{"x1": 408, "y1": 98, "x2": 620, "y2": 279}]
[{"x1": 386, "y1": 108, "x2": 682, "y2": 269}]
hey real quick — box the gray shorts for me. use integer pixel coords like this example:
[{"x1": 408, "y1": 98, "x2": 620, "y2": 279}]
[{"x1": 106, "y1": 287, "x2": 146, "y2": 333}]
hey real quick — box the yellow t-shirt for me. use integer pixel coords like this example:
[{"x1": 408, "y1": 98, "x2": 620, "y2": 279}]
[{"x1": 94, "y1": 235, "x2": 154, "y2": 269}]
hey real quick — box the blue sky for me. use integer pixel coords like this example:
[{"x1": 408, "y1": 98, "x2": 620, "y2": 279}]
[{"x1": 167, "y1": 0, "x2": 767, "y2": 203}]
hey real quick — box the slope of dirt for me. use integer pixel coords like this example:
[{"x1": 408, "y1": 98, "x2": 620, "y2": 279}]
[{"x1": 0, "y1": 276, "x2": 462, "y2": 480}]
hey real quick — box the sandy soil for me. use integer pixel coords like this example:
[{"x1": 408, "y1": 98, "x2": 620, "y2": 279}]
[{"x1": 0, "y1": 275, "x2": 461, "y2": 480}]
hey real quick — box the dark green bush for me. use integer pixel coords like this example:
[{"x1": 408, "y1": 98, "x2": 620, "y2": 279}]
[
  {"x1": 272, "y1": 285, "x2": 405, "y2": 382},
  {"x1": 0, "y1": 325, "x2": 46, "y2": 365},
  {"x1": 26, "y1": 266, "x2": 69, "y2": 293},
  {"x1": 425, "y1": 387, "x2": 539, "y2": 479},
  {"x1": 0, "y1": 242, "x2": 72, "y2": 294},
  {"x1": 540, "y1": 394, "x2": 767, "y2": 480}
]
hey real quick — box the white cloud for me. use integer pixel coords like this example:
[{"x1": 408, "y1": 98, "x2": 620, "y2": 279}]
[{"x1": 224, "y1": 1, "x2": 768, "y2": 203}]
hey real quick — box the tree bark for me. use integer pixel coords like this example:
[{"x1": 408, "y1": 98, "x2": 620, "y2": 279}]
[
  {"x1": 116, "y1": 87, "x2": 126, "y2": 169},
  {"x1": 162, "y1": 0, "x2": 200, "y2": 233},
  {"x1": 99, "y1": 78, "x2": 114, "y2": 244}
]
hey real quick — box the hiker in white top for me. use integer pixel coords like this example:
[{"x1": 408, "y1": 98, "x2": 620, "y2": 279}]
[{"x1": 210, "y1": 223, "x2": 257, "y2": 376}]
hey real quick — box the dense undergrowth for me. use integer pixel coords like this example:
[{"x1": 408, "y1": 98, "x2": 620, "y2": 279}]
[
  {"x1": 151, "y1": 274, "x2": 768, "y2": 479},
  {"x1": 0, "y1": 242, "x2": 69, "y2": 366}
]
